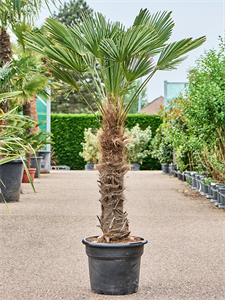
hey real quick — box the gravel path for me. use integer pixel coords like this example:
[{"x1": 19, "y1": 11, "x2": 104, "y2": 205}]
[{"x1": 1, "y1": 170, "x2": 225, "y2": 300}]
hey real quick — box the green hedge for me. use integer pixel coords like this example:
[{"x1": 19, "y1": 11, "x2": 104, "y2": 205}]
[{"x1": 51, "y1": 114, "x2": 162, "y2": 170}]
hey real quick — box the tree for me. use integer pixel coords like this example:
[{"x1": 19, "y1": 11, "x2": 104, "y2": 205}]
[
  {"x1": 25, "y1": 9, "x2": 205, "y2": 242},
  {"x1": 0, "y1": 0, "x2": 58, "y2": 112},
  {"x1": 53, "y1": 0, "x2": 93, "y2": 26},
  {"x1": 51, "y1": 0, "x2": 96, "y2": 113}
]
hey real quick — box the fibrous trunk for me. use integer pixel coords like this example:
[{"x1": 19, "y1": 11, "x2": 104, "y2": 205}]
[
  {"x1": 0, "y1": 27, "x2": 12, "y2": 113},
  {"x1": 0, "y1": 28, "x2": 12, "y2": 67},
  {"x1": 97, "y1": 101, "x2": 130, "y2": 242}
]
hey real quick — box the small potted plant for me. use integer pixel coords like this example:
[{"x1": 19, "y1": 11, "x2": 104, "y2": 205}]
[
  {"x1": 0, "y1": 104, "x2": 34, "y2": 203},
  {"x1": 125, "y1": 124, "x2": 152, "y2": 170},
  {"x1": 151, "y1": 124, "x2": 173, "y2": 174},
  {"x1": 79, "y1": 128, "x2": 100, "y2": 170}
]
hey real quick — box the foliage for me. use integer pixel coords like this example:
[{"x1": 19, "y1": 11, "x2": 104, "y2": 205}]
[
  {"x1": 151, "y1": 122, "x2": 173, "y2": 164},
  {"x1": 79, "y1": 128, "x2": 99, "y2": 163},
  {"x1": 51, "y1": 0, "x2": 97, "y2": 114},
  {"x1": 51, "y1": 114, "x2": 162, "y2": 170},
  {"x1": 1, "y1": 113, "x2": 52, "y2": 167},
  {"x1": 161, "y1": 38, "x2": 225, "y2": 180},
  {"x1": 125, "y1": 124, "x2": 151, "y2": 163},
  {"x1": 52, "y1": 0, "x2": 93, "y2": 26}
]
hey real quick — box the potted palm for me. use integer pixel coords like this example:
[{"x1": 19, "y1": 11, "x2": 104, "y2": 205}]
[
  {"x1": 124, "y1": 124, "x2": 152, "y2": 170},
  {"x1": 25, "y1": 9, "x2": 205, "y2": 295},
  {"x1": 79, "y1": 128, "x2": 100, "y2": 170}
]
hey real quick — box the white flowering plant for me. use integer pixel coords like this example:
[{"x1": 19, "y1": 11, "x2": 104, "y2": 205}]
[
  {"x1": 125, "y1": 124, "x2": 152, "y2": 164},
  {"x1": 79, "y1": 128, "x2": 100, "y2": 164}
]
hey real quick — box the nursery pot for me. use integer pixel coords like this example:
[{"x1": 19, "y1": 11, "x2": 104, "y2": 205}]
[
  {"x1": 218, "y1": 188, "x2": 225, "y2": 209},
  {"x1": 215, "y1": 184, "x2": 225, "y2": 207},
  {"x1": 131, "y1": 162, "x2": 140, "y2": 171},
  {"x1": 161, "y1": 164, "x2": 169, "y2": 174},
  {"x1": 206, "y1": 183, "x2": 214, "y2": 199},
  {"x1": 85, "y1": 162, "x2": 94, "y2": 171},
  {"x1": 0, "y1": 158, "x2": 24, "y2": 202},
  {"x1": 190, "y1": 172, "x2": 197, "y2": 189},
  {"x1": 196, "y1": 175, "x2": 204, "y2": 193},
  {"x1": 185, "y1": 171, "x2": 192, "y2": 186},
  {"x1": 82, "y1": 236, "x2": 148, "y2": 295},
  {"x1": 30, "y1": 156, "x2": 43, "y2": 178},
  {"x1": 38, "y1": 150, "x2": 51, "y2": 173},
  {"x1": 22, "y1": 168, "x2": 36, "y2": 183},
  {"x1": 200, "y1": 182, "x2": 209, "y2": 196},
  {"x1": 177, "y1": 172, "x2": 186, "y2": 181}
]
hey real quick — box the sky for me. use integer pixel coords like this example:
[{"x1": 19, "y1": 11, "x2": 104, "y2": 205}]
[{"x1": 38, "y1": 0, "x2": 225, "y2": 102}]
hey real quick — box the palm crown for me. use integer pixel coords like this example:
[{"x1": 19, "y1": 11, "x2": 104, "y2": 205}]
[
  {"x1": 25, "y1": 9, "x2": 205, "y2": 122},
  {"x1": 25, "y1": 9, "x2": 206, "y2": 242}
]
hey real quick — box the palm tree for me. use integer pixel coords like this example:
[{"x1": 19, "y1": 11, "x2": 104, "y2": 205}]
[
  {"x1": 0, "y1": 0, "x2": 59, "y2": 112},
  {"x1": 25, "y1": 9, "x2": 206, "y2": 242}
]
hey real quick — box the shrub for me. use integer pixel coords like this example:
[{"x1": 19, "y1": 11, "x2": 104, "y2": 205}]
[
  {"x1": 51, "y1": 114, "x2": 162, "y2": 170},
  {"x1": 125, "y1": 124, "x2": 152, "y2": 164},
  {"x1": 79, "y1": 128, "x2": 100, "y2": 163}
]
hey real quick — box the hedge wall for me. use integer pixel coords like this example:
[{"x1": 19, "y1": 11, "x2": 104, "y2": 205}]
[{"x1": 51, "y1": 114, "x2": 162, "y2": 170}]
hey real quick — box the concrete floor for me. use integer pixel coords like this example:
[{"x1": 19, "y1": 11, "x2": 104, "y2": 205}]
[{"x1": 0, "y1": 170, "x2": 225, "y2": 300}]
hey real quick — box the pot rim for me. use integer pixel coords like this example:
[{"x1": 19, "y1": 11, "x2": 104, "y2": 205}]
[{"x1": 82, "y1": 235, "x2": 148, "y2": 248}]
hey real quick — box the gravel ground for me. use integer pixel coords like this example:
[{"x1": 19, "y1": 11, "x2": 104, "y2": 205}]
[{"x1": 0, "y1": 170, "x2": 225, "y2": 300}]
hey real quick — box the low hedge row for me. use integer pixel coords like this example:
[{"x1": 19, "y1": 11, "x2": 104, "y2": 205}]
[{"x1": 51, "y1": 114, "x2": 162, "y2": 170}]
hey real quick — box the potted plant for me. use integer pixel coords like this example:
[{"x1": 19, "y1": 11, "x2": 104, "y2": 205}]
[
  {"x1": 79, "y1": 128, "x2": 100, "y2": 170},
  {"x1": 0, "y1": 100, "x2": 35, "y2": 203},
  {"x1": 151, "y1": 123, "x2": 173, "y2": 174},
  {"x1": 25, "y1": 9, "x2": 205, "y2": 295},
  {"x1": 124, "y1": 124, "x2": 152, "y2": 170}
]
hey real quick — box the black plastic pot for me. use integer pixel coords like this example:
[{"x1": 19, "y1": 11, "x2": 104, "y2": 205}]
[
  {"x1": 0, "y1": 158, "x2": 24, "y2": 202},
  {"x1": 131, "y1": 162, "x2": 140, "y2": 171},
  {"x1": 190, "y1": 172, "x2": 197, "y2": 190},
  {"x1": 196, "y1": 175, "x2": 204, "y2": 193},
  {"x1": 215, "y1": 185, "x2": 225, "y2": 207},
  {"x1": 200, "y1": 182, "x2": 208, "y2": 196},
  {"x1": 185, "y1": 171, "x2": 192, "y2": 186},
  {"x1": 30, "y1": 156, "x2": 43, "y2": 178},
  {"x1": 206, "y1": 183, "x2": 214, "y2": 199},
  {"x1": 218, "y1": 188, "x2": 225, "y2": 209},
  {"x1": 82, "y1": 235, "x2": 147, "y2": 295},
  {"x1": 178, "y1": 172, "x2": 186, "y2": 181},
  {"x1": 161, "y1": 164, "x2": 169, "y2": 175},
  {"x1": 38, "y1": 150, "x2": 51, "y2": 173},
  {"x1": 85, "y1": 163, "x2": 94, "y2": 170}
]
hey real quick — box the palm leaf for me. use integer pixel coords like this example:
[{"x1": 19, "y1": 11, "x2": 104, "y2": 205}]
[
  {"x1": 47, "y1": 63, "x2": 80, "y2": 90},
  {"x1": 99, "y1": 26, "x2": 159, "y2": 63},
  {"x1": 156, "y1": 36, "x2": 206, "y2": 70},
  {"x1": 44, "y1": 46, "x2": 88, "y2": 73},
  {"x1": 133, "y1": 9, "x2": 174, "y2": 56},
  {"x1": 44, "y1": 18, "x2": 86, "y2": 56},
  {"x1": 122, "y1": 54, "x2": 155, "y2": 82}
]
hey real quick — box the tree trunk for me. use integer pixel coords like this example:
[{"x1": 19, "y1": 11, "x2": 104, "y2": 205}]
[
  {"x1": 23, "y1": 95, "x2": 39, "y2": 133},
  {"x1": 97, "y1": 101, "x2": 130, "y2": 242},
  {"x1": 0, "y1": 28, "x2": 12, "y2": 67},
  {"x1": 0, "y1": 27, "x2": 12, "y2": 113}
]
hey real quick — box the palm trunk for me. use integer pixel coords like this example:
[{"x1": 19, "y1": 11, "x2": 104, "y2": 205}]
[
  {"x1": 0, "y1": 27, "x2": 12, "y2": 113},
  {"x1": 0, "y1": 27, "x2": 12, "y2": 67},
  {"x1": 97, "y1": 101, "x2": 130, "y2": 242},
  {"x1": 23, "y1": 95, "x2": 39, "y2": 133}
]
